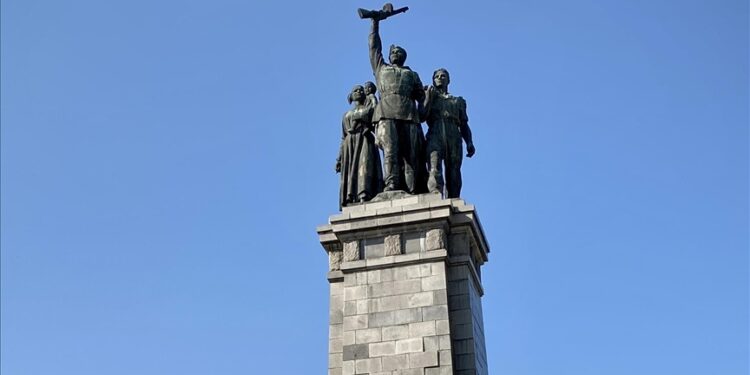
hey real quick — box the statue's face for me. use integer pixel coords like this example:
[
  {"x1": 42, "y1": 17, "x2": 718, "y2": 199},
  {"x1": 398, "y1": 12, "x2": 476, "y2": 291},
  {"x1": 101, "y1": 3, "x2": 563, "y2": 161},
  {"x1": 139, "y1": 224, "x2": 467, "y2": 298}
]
[
  {"x1": 389, "y1": 48, "x2": 406, "y2": 66},
  {"x1": 364, "y1": 83, "x2": 376, "y2": 95},
  {"x1": 351, "y1": 86, "x2": 365, "y2": 102},
  {"x1": 433, "y1": 70, "x2": 450, "y2": 88}
]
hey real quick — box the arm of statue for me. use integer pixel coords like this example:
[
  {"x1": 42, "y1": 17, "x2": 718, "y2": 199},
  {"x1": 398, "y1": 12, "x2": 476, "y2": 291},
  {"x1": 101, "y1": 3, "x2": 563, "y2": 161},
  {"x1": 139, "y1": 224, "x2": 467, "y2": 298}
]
[
  {"x1": 419, "y1": 85, "x2": 434, "y2": 123},
  {"x1": 336, "y1": 117, "x2": 346, "y2": 173},
  {"x1": 458, "y1": 98, "x2": 475, "y2": 157},
  {"x1": 369, "y1": 19, "x2": 385, "y2": 72}
]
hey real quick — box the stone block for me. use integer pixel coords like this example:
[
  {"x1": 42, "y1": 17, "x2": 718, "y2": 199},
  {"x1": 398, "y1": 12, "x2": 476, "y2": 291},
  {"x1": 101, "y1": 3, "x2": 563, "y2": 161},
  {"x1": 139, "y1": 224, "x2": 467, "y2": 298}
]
[
  {"x1": 330, "y1": 306, "x2": 343, "y2": 325},
  {"x1": 384, "y1": 234, "x2": 402, "y2": 256},
  {"x1": 344, "y1": 301, "x2": 357, "y2": 316},
  {"x1": 344, "y1": 286, "x2": 367, "y2": 301},
  {"x1": 329, "y1": 353, "x2": 343, "y2": 368},
  {"x1": 342, "y1": 360, "x2": 354, "y2": 375},
  {"x1": 403, "y1": 231, "x2": 424, "y2": 254},
  {"x1": 329, "y1": 338, "x2": 343, "y2": 354},
  {"x1": 425, "y1": 229, "x2": 446, "y2": 251},
  {"x1": 342, "y1": 343, "x2": 369, "y2": 361},
  {"x1": 436, "y1": 320, "x2": 450, "y2": 335},
  {"x1": 408, "y1": 321, "x2": 436, "y2": 337},
  {"x1": 451, "y1": 339, "x2": 474, "y2": 354},
  {"x1": 368, "y1": 311, "x2": 395, "y2": 328},
  {"x1": 431, "y1": 263, "x2": 445, "y2": 276},
  {"x1": 370, "y1": 280, "x2": 421, "y2": 298},
  {"x1": 425, "y1": 366, "x2": 453, "y2": 375},
  {"x1": 393, "y1": 279, "x2": 423, "y2": 295},
  {"x1": 395, "y1": 337, "x2": 423, "y2": 354},
  {"x1": 406, "y1": 291, "x2": 434, "y2": 308},
  {"x1": 366, "y1": 255, "x2": 395, "y2": 268},
  {"x1": 409, "y1": 351, "x2": 439, "y2": 368},
  {"x1": 423, "y1": 336, "x2": 439, "y2": 351},
  {"x1": 343, "y1": 315, "x2": 368, "y2": 331},
  {"x1": 355, "y1": 358, "x2": 382, "y2": 374},
  {"x1": 380, "y1": 295, "x2": 409, "y2": 312},
  {"x1": 402, "y1": 211, "x2": 431, "y2": 222},
  {"x1": 356, "y1": 300, "x2": 369, "y2": 315},
  {"x1": 438, "y1": 335, "x2": 451, "y2": 350},
  {"x1": 452, "y1": 323, "x2": 474, "y2": 340},
  {"x1": 329, "y1": 367, "x2": 342, "y2": 375},
  {"x1": 451, "y1": 309, "x2": 472, "y2": 324},
  {"x1": 344, "y1": 241, "x2": 360, "y2": 261},
  {"x1": 365, "y1": 270, "x2": 380, "y2": 284},
  {"x1": 344, "y1": 274, "x2": 357, "y2": 286},
  {"x1": 369, "y1": 341, "x2": 396, "y2": 357},
  {"x1": 421, "y1": 275, "x2": 446, "y2": 292},
  {"x1": 377, "y1": 214, "x2": 405, "y2": 226},
  {"x1": 331, "y1": 283, "x2": 344, "y2": 296},
  {"x1": 392, "y1": 369, "x2": 424, "y2": 375},
  {"x1": 380, "y1": 268, "x2": 394, "y2": 282},
  {"x1": 343, "y1": 331, "x2": 355, "y2": 345},
  {"x1": 382, "y1": 324, "x2": 410, "y2": 340},
  {"x1": 422, "y1": 305, "x2": 449, "y2": 321},
  {"x1": 393, "y1": 308, "x2": 422, "y2": 325},
  {"x1": 438, "y1": 350, "x2": 452, "y2": 365},
  {"x1": 330, "y1": 250, "x2": 343, "y2": 271},
  {"x1": 433, "y1": 290, "x2": 447, "y2": 305},
  {"x1": 393, "y1": 267, "x2": 409, "y2": 281},
  {"x1": 406, "y1": 264, "x2": 421, "y2": 279},
  {"x1": 454, "y1": 353, "x2": 476, "y2": 370},
  {"x1": 364, "y1": 236, "x2": 385, "y2": 258},
  {"x1": 355, "y1": 328, "x2": 381, "y2": 344},
  {"x1": 419, "y1": 264, "x2": 433, "y2": 277},
  {"x1": 330, "y1": 324, "x2": 343, "y2": 339},
  {"x1": 382, "y1": 354, "x2": 409, "y2": 371}
]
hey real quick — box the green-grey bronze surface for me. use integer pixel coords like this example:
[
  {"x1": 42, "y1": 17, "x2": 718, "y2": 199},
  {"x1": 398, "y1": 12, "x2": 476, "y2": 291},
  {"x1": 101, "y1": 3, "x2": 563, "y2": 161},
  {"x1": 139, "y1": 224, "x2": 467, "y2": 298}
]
[
  {"x1": 367, "y1": 16, "x2": 427, "y2": 194},
  {"x1": 422, "y1": 68, "x2": 475, "y2": 198},
  {"x1": 336, "y1": 85, "x2": 384, "y2": 208}
]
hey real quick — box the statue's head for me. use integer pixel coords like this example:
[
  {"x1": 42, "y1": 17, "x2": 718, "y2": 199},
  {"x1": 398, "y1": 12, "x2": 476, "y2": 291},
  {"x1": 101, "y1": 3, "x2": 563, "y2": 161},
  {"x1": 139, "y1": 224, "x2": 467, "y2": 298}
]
[
  {"x1": 348, "y1": 85, "x2": 365, "y2": 104},
  {"x1": 364, "y1": 81, "x2": 377, "y2": 95},
  {"x1": 389, "y1": 45, "x2": 407, "y2": 66},
  {"x1": 433, "y1": 68, "x2": 450, "y2": 89}
]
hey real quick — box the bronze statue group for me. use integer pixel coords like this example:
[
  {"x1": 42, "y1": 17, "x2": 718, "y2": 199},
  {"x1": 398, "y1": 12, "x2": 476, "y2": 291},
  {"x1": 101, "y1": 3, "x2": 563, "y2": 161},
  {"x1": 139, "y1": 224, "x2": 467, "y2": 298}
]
[{"x1": 336, "y1": 7, "x2": 475, "y2": 209}]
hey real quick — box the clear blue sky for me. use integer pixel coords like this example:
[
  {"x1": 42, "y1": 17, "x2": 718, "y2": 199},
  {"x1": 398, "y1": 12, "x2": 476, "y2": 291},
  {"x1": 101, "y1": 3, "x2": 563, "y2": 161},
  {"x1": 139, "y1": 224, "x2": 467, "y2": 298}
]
[{"x1": 2, "y1": 0, "x2": 747, "y2": 374}]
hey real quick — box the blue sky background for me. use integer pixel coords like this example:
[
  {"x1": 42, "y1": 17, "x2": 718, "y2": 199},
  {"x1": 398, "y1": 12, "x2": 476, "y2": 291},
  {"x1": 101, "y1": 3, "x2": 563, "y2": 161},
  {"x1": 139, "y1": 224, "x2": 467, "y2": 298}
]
[{"x1": 2, "y1": 0, "x2": 747, "y2": 374}]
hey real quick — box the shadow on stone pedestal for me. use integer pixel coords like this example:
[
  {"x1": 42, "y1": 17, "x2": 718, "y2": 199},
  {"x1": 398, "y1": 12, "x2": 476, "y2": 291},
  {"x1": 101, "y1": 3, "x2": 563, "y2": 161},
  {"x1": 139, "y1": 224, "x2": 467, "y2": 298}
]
[{"x1": 316, "y1": 194, "x2": 491, "y2": 375}]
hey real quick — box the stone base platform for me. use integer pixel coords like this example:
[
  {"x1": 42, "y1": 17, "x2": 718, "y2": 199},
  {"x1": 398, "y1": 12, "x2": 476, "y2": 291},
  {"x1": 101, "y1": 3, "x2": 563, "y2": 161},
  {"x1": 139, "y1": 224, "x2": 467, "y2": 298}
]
[{"x1": 317, "y1": 194, "x2": 490, "y2": 375}]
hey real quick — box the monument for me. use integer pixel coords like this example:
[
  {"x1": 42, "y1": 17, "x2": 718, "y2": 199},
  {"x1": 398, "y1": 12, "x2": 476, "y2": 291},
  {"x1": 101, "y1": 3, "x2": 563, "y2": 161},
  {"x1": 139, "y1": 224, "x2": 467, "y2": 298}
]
[{"x1": 319, "y1": 5, "x2": 490, "y2": 375}]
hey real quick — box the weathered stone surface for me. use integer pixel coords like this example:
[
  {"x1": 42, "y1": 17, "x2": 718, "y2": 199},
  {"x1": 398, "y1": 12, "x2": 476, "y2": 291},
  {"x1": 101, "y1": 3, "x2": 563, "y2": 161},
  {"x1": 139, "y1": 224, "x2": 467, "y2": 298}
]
[
  {"x1": 344, "y1": 241, "x2": 360, "y2": 261},
  {"x1": 384, "y1": 234, "x2": 401, "y2": 256},
  {"x1": 409, "y1": 351, "x2": 438, "y2": 368},
  {"x1": 395, "y1": 337, "x2": 423, "y2": 354},
  {"x1": 342, "y1": 343, "x2": 369, "y2": 361},
  {"x1": 330, "y1": 250, "x2": 343, "y2": 271},
  {"x1": 425, "y1": 228, "x2": 446, "y2": 250}
]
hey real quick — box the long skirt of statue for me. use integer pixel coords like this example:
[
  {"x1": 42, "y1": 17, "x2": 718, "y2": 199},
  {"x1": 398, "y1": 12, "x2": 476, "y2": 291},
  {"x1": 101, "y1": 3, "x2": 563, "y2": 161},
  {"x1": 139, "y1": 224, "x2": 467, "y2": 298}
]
[{"x1": 338, "y1": 110, "x2": 383, "y2": 208}]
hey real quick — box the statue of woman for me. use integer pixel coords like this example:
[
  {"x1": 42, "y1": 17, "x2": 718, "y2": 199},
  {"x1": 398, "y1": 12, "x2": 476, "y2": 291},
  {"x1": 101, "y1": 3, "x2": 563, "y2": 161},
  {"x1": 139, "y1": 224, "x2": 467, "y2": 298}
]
[{"x1": 335, "y1": 85, "x2": 383, "y2": 208}]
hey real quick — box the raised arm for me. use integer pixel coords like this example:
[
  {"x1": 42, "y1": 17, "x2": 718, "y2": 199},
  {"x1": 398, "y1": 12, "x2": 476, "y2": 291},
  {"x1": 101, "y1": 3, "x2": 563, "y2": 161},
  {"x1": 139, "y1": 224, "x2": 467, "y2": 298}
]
[{"x1": 369, "y1": 19, "x2": 385, "y2": 72}]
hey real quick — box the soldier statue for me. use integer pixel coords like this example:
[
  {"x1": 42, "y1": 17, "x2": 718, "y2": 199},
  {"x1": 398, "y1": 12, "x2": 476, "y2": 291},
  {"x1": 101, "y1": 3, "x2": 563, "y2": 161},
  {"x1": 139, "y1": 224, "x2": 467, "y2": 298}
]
[
  {"x1": 422, "y1": 68, "x2": 475, "y2": 198},
  {"x1": 363, "y1": 5, "x2": 427, "y2": 194}
]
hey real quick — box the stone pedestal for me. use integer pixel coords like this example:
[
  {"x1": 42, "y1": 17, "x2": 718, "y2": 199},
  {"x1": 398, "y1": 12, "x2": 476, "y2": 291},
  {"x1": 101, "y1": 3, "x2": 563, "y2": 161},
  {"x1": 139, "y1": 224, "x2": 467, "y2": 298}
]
[{"x1": 317, "y1": 194, "x2": 490, "y2": 375}]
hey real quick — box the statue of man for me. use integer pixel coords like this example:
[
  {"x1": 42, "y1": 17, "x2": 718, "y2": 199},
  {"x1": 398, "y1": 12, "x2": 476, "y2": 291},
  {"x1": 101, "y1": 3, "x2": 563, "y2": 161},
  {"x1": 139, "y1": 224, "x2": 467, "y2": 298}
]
[
  {"x1": 422, "y1": 68, "x2": 475, "y2": 198},
  {"x1": 368, "y1": 16, "x2": 426, "y2": 194}
]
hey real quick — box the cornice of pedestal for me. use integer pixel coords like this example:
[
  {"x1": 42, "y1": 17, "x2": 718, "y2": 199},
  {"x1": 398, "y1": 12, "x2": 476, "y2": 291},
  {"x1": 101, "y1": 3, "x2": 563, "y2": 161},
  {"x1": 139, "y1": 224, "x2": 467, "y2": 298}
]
[{"x1": 317, "y1": 194, "x2": 490, "y2": 274}]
